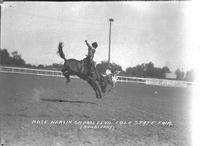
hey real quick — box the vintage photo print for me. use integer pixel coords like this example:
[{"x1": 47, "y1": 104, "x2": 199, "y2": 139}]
[{"x1": 1, "y1": 1, "x2": 199, "y2": 146}]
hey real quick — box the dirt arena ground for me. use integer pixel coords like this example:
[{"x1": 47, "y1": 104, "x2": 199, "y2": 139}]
[{"x1": 0, "y1": 72, "x2": 192, "y2": 146}]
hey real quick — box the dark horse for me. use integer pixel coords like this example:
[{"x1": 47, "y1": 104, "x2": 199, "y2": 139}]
[{"x1": 57, "y1": 42, "x2": 107, "y2": 98}]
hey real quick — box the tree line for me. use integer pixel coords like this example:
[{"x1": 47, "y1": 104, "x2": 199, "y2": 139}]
[{"x1": 0, "y1": 48, "x2": 194, "y2": 82}]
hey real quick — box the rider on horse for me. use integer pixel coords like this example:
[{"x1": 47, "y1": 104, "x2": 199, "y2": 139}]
[
  {"x1": 105, "y1": 65, "x2": 113, "y2": 83},
  {"x1": 85, "y1": 40, "x2": 98, "y2": 77}
]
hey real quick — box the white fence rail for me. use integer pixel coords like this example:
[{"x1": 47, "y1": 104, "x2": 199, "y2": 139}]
[
  {"x1": 116, "y1": 75, "x2": 195, "y2": 87},
  {"x1": 0, "y1": 66, "x2": 194, "y2": 87},
  {"x1": 0, "y1": 66, "x2": 78, "y2": 78}
]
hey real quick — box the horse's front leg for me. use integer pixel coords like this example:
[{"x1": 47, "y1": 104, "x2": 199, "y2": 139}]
[
  {"x1": 113, "y1": 82, "x2": 115, "y2": 88},
  {"x1": 87, "y1": 78, "x2": 102, "y2": 99},
  {"x1": 100, "y1": 81, "x2": 107, "y2": 93},
  {"x1": 112, "y1": 80, "x2": 116, "y2": 88}
]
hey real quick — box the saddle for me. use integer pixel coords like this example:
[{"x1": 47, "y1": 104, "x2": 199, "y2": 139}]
[{"x1": 82, "y1": 56, "x2": 90, "y2": 64}]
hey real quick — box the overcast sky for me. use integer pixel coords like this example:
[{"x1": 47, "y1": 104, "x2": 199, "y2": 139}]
[{"x1": 2, "y1": 2, "x2": 192, "y2": 71}]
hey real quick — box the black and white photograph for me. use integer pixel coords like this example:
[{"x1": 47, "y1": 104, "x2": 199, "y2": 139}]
[{"x1": 0, "y1": 1, "x2": 199, "y2": 146}]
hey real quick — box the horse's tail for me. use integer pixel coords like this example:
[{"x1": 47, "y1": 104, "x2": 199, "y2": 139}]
[{"x1": 57, "y1": 42, "x2": 67, "y2": 61}]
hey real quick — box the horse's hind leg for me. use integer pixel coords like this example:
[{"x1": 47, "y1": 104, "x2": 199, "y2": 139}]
[
  {"x1": 62, "y1": 71, "x2": 71, "y2": 85},
  {"x1": 100, "y1": 81, "x2": 106, "y2": 93}
]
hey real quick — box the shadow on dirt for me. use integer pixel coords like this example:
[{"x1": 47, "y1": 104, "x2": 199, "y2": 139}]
[{"x1": 41, "y1": 98, "x2": 98, "y2": 105}]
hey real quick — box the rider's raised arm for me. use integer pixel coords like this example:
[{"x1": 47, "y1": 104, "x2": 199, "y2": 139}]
[{"x1": 85, "y1": 40, "x2": 92, "y2": 49}]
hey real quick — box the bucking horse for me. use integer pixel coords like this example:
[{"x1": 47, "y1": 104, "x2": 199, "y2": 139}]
[{"x1": 57, "y1": 42, "x2": 113, "y2": 98}]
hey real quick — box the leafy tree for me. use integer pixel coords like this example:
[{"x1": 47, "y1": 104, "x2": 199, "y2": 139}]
[
  {"x1": 136, "y1": 64, "x2": 144, "y2": 76},
  {"x1": 25, "y1": 63, "x2": 34, "y2": 68},
  {"x1": 0, "y1": 49, "x2": 26, "y2": 66},
  {"x1": 175, "y1": 69, "x2": 185, "y2": 80},
  {"x1": 44, "y1": 63, "x2": 63, "y2": 70},
  {"x1": 0, "y1": 49, "x2": 10, "y2": 65},
  {"x1": 126, "y1": 67, "x2": 135, "y2": 75},
  {"x1": 10, "y1": 51, "x2": 26, "y2": 66},
  {"x1": 38, "y1": 64, "x2": 45, "y2": 69},
  {"x1": 124, "y1": 62, "x2": 171, "y2": 79},
  {"x1": 96, "y1": 61, "x2": 107, "y2": 73},
  {"x1": 110, "y1": 62, "x2": 122, "y2": 72},
  {"x1": 144, "y1": 62, "x2": 154, "y2": 77},
  {"x1": 162, "y1": 66, "x2": 171, "y2": 73},
  {"x1": 185, "y1": 69, "x2": 194, "y2": 82},
  {"x1": 96, "y1": 61, "x2": 122, "y2": 74}
]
